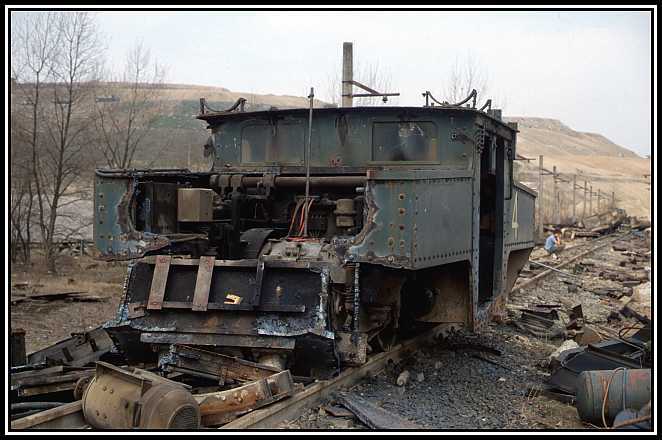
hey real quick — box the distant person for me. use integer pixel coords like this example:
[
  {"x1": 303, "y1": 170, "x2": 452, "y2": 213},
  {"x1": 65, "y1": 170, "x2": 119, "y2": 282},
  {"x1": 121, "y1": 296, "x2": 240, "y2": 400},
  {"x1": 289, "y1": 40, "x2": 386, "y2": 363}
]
[{"x1": 544, "y1": 230, "x2": 563, "y2": 260}]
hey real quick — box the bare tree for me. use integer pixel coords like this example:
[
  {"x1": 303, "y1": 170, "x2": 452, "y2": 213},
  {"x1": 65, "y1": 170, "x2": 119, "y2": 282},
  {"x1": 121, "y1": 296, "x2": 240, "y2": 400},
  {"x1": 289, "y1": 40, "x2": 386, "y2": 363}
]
[
  {"x1": 442, "y1": 53, "x2": 511, "y2": 112},
  {"x1": 14, "y1": 11, "x2": 105, "y2": 272},
  {"x1": 446, "y1": 54, "x2": 489, "y2": 103},
  {"x1": 10, "y1": 11, "x2": 62, "y2": 264},
  {"x1": 325, "y1": 60, "x2": 397, "y2": 106},
  {"x1": 445, "y1": 53, "x2": 490, "y2": 104},
  {"x1": 93, "y1": 41, "x2": 166, "y2": 169},
  {"x1": 9, "y1": 95, "x2": 34, "y2": 263}
]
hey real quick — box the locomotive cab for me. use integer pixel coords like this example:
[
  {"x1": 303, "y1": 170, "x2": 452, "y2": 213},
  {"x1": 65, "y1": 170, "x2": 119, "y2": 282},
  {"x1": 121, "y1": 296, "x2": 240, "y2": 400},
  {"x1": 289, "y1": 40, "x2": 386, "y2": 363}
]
[{"x1": 94, "y1": 105, "x2": 536, "y2": 376}]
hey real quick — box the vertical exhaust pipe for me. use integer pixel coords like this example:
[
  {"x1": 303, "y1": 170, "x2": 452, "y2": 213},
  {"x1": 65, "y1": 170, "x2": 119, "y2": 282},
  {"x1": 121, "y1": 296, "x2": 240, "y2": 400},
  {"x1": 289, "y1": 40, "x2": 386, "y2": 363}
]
[{"x1": 342, "y1": 42, "x2": 353, "y2": 107}]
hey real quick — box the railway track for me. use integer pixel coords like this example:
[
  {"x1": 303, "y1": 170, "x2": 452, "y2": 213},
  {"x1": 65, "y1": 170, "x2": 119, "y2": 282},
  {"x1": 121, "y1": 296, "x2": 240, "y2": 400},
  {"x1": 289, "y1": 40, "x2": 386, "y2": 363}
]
[
  {"x1": 514, "y1": 230, "x2": 629, "y2": 295},
  {"x1": 223, "y1": 324, "x2": 445, "y2": 429}
]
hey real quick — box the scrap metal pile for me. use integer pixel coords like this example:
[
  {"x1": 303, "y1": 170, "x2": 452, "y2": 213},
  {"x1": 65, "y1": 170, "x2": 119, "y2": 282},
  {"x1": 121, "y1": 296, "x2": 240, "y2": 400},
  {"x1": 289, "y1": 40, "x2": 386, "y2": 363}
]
[
  {"x1": 10, "y1": 330, "x2": 303, "y2": 429},
  {"x1": 509, "y1": 232, "x2": 652, "y2": 430},
  {"x1": 549, "y1": 208, "x2": 649, "y2": 240}
]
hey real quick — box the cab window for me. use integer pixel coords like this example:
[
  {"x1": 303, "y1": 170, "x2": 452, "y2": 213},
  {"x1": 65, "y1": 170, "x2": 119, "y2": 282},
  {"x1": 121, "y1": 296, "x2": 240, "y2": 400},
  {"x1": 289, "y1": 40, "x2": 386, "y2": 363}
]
[
  {"x1": 241, "y1": 122, "x2": 304, "y2": 163},
  {"x1": 372, "y1": 121, "x2": 438, "y2": 162}
]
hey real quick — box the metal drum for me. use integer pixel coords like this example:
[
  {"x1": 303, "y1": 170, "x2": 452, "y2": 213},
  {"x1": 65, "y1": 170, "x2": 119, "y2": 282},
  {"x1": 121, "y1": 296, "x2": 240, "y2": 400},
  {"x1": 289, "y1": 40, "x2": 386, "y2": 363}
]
[{"x1": 575, "y1": 368, "x2": 651, "y2": 425}]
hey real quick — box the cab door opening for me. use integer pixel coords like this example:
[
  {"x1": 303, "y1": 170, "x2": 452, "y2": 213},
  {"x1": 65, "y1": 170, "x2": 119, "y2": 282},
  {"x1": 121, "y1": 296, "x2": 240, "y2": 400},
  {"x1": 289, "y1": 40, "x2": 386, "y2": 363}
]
[{"x1": 478, "y1": 137, "x2": 505, "y2": 305}]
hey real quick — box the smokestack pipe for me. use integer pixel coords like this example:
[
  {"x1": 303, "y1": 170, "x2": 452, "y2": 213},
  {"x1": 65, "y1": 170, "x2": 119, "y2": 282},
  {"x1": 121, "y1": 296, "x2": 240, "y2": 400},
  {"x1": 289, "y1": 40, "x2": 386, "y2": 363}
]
[{"x1": 342, "y1": 42, "x2": 353, "y2": 107}]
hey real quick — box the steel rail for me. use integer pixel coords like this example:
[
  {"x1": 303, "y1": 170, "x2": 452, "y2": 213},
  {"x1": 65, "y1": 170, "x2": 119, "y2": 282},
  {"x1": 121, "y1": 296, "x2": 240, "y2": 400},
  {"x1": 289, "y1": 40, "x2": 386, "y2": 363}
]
[
  {"x1": 513, "y1": 231, "x2": 629, "y2": 295},
  {"x1": 222, "y1": 324, "x2": 446, "y2": 429}
]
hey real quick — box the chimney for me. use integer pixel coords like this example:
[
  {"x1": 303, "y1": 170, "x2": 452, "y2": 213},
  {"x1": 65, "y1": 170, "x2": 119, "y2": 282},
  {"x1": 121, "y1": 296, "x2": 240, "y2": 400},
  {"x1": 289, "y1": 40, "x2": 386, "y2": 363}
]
[{"x1": 342, "y1": 42, "x2": 353, "y2": 107}]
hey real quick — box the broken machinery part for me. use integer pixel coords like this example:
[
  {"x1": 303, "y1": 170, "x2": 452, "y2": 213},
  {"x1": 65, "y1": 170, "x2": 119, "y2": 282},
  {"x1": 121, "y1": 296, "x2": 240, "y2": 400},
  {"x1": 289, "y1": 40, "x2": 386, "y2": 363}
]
[{"x1": 82, "y1": 362, "x2": 200, "y2": 429}]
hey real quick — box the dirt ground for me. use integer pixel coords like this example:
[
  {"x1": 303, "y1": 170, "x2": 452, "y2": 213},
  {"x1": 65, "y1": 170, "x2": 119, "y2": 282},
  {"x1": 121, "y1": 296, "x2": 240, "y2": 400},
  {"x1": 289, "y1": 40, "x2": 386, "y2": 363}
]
[{"x1": 10, "y1": 252, "x2": 127, "y2": 353}]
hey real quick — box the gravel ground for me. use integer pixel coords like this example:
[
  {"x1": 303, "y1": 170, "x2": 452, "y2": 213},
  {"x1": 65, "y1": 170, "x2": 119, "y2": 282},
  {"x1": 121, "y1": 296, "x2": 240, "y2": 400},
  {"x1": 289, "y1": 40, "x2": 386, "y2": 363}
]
[
  {"x1": 287, "y1": 232, "x2": 650, "y2": 430},
  {"x1": 287, "y1": 325, "x2": 576, "y2": 430}
]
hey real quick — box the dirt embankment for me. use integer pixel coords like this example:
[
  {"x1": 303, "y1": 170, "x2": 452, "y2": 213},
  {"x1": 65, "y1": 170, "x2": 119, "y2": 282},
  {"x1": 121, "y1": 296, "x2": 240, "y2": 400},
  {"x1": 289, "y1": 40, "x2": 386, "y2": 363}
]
[{"x1": 508, "y1": 117, "x2": 650, "y2": 220}]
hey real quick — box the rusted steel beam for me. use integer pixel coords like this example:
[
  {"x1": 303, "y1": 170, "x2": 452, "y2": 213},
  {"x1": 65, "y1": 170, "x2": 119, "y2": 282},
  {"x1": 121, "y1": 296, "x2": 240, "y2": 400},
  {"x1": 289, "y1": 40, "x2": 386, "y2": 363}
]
[
  {"x1": 139, "y1": 256, "x2": 319, "y2": 270},
  {"x1": 195, "y1": 370, "x2": 296, "y2": 427},
  {"x1": 11, "y1": 401, "x2": 86, "y2": 430},
  {"x1": 192, "y1": 256, "x2": 215, "y2": 311},
  {"x1": 163, "y1": 345, "x2": 280, "y2": 385},
  {"x1": 335, "y1": 392, "x2": 420, "y2": 429},
  {"x1": 12, "y1": 370, "x2": 93, "y2": 389},
  {"x1": 19, "y1": 381, "x2": 78, "y2": 397},
  {"x1": 130, "y1": 300, "x2": 304, "y2": 313},
  {"x1": 147, "y1": 255, "x2": 171, "y2": 310},
  {"x1": 140, "y1": 332, "x2": 296, "y2": 350}
]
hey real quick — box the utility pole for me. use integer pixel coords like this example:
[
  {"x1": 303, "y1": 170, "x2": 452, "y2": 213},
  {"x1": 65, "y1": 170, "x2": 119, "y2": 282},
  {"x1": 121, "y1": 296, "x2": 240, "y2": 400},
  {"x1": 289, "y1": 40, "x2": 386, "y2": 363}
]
[
  {"x1": 572, "y1": 174, "x2": 576, "y2": 223},
  {"x1": 597, "y1": 189, "x2": 601, "y2": 213},
  {"x1": 538, "y1": 155, "x2": 544, "y2": 238},
  {"x1": 582, "y1": 180, "x2": 587, "y2": 220},
  {"x1": 342, "y1": 42, "x2": 353, "y2": 108},
  {"x1": 589, "y1": 185, "x2": 593, "y2": 215},
  {"x1": 552, "y1": 166, "x2": 559, "y2": 224},
  {"x1": 612, "y1": 191, "x2": 615, "y2": 208}
]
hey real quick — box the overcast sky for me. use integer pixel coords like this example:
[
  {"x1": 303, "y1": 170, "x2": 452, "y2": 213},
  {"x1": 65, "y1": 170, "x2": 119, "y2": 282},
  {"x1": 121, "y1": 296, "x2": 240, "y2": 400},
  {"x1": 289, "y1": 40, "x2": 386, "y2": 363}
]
[{"x1": 46, "y1": 10, "x2": 658, "y2": 155}]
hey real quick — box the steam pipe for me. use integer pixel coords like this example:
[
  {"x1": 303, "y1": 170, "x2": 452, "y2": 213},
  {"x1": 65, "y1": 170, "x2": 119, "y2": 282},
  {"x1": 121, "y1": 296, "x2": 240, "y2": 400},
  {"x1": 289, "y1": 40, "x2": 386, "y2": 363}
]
[{"x1": 304, "y1": 87, "x2": 314, "y2": 237}]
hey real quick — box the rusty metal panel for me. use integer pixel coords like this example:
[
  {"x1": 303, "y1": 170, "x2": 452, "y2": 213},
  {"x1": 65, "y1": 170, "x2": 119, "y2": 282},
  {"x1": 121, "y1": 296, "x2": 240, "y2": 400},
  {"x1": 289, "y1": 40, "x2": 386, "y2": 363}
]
[
  {"x1": 349, "y1": 179, "x2": 415, "y2": 268},
  {"x1": 349, "y1": 170, "x2": 473, "y2": 269},
  {"x1": 147, "y1": 255, "x2": 171, "y2": 310},
  {"x1": 94, "y1": 173, "x2": 170, "y2": 260},
  {"x1": 504, "y1": 185, "x2": 536, "y2": 250},
  {"x1": 93, "y1": 169, "x2": 210, "y2": 261},
  {"x1": 177, "y1": 188, "x2": 214, "y2": 222},
  {"x1": 27, "y1": 328, "x2": 114, "y2": 367},
  {"x1": 413, "y1": 177, "x2": 473, "y2": 268},
  {"x1": 191, "y1": 256, "x2": 215, "y2": 311}
]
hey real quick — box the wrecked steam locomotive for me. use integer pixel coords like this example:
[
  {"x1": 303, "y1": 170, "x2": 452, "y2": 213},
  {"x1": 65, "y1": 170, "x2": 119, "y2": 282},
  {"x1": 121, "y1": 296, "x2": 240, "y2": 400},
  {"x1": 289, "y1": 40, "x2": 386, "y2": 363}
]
[{"x1": 93, "y1": 96, "x2": 536, "y2": 377}]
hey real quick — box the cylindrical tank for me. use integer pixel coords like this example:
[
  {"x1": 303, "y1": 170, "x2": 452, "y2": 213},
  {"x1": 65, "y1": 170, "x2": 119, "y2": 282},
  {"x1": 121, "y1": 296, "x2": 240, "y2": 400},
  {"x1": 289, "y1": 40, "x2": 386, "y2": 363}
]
[
  {"x1": 82, "y1": 362, "x2": 200, "y2": 429},
  {"x1": 575, "y1": 369, "x2": 651, "y2": 425}
]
